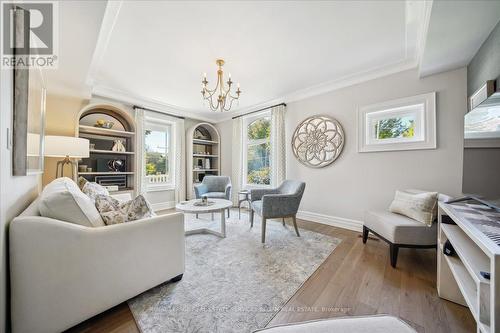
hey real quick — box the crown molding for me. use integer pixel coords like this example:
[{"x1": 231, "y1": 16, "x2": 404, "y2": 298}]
[
  {"x1": 416, "y1": 0, "x2": 434, "y2": 77},
  {"x1": 86, "y1": 0, "x2": 123, "y2": 87},
  {"x1": 92, "y1": 85, "x2": 218, "y2": 122}
]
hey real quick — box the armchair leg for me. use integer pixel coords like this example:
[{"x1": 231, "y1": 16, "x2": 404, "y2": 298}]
[
  {"x1": 282, "y1": 217, "x2": 285, "y2": 226},
  {"x1": 250, "y1": 209, "x2": 254, "y2": 228},
  {"x1": 261, "y1": 217, "x2": 267, "y2": 243},
  {"x1": 227, "y1": 209, "x2": 230, "y2": 218},
  {"x1": 389, "y1": 244, "x2": 399, "y2": 268},
  {"x1": 292, "y1": 216, "x2": 300, "y2": 237},
  {"x1": 362, "y1": 226, "x2": 369, "y2": 244}
]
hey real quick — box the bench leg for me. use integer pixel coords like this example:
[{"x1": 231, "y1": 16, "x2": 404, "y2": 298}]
[
  {"x1": 390, "y1": 244, "x2": 399, "y2": 268},
  {"x1": 362, "y1": 226, "x2": 369, "y2": 244}
]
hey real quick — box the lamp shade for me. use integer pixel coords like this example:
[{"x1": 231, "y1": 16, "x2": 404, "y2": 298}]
[{"x1": 44, "y1": 136, "x2": 89, "y2": 158}]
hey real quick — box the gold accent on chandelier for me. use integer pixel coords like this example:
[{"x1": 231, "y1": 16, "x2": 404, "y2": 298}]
[{"x1": 201, "y1": 59, "x2": 241, "y2": 112}]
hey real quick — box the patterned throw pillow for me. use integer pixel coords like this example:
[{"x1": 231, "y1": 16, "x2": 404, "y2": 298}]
[
  {"x1": 94, "y1": 194, "x2": 155, "y2": 225},
  {"x1": 389, "y1": 190, "x2": 438, "y2": 226},
  {"x1": 77, "y1": 176, "x2": 88, "y2": 190},
  {"x1": 82, "y1": 181, "x2": 109, "y2": 203}
]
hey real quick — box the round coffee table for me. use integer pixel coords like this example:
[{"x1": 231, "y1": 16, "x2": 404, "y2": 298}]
[{"x1": 176, "y1": 199, "x2": 232, "y2": 238}]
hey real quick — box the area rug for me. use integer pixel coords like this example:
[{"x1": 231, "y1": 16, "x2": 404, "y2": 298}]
[{"x1": 128, "y1": 212, "x2": 340, "y2": 333}]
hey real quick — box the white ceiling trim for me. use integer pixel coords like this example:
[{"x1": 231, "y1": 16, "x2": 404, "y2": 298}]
[
  {"x1": 86, "y1": 0, "x2": 123, "y2": 87},
  {"x1": 416, "y1": 0, "x2": 434, "y2": 77},
  {"x1": 92, "y1": 84, "x2": 218, "y2": 122}
]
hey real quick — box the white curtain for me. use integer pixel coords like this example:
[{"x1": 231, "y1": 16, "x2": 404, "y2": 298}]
[
  {"x1": 231, "y1": 117, "x2": 243, "y2": 205},
  {"x1": 174, "y1": 117, "x2": 186, "y2": 202},
  {"x1": 135, "y1": 108, "x2": 146, "y2": 194},
  {"x1": 271, "y1": 104, "x2": 286, "y2": 187}
]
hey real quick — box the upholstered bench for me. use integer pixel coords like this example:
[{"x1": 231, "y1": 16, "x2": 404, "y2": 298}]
[
  {"x1": 254, "y1": 315, "x2": 416, "y2": 332},
  {"x1": 363, "y1": 192, "x2": 451, "y2": 268}
]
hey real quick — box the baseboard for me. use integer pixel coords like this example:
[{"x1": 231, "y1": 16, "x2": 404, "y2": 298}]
[
  {"x1": 297, "y1": 210, "x2": 363, "y2": 232},
  {"x1": 151, "y1": 201, "x2": 176, "y2": 212}
]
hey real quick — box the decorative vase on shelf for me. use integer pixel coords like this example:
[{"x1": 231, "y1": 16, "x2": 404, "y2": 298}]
[
  {"x1": 205, "y1": 158, "x2": 210, "y2": 170},
  {"x1": 111, "y1": 139, "x2": 126, "y2": 152}
]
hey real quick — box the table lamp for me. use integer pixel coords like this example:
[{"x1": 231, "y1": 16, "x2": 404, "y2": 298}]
[{"x1": 44, "y1": 136, "x2": 89, "y2": 178}]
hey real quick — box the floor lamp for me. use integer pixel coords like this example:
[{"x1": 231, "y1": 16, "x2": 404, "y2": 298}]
[{"x1": 44, "y1": 136, "x2": 89, "y2": 179}]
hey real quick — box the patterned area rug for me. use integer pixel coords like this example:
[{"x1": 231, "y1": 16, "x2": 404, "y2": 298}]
[{"x1": 128, "y1": 211, "x2": 340, "y2": 333}]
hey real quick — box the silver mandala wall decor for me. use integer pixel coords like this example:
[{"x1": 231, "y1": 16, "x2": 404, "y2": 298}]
[{"x1": 291, "y1": 115, "x2": 345, "y2": 168}]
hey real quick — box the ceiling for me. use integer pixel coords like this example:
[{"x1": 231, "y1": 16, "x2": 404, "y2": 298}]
[
  {"x1": 419, "y1": 0, "x2": 500, "y2": 77},
  {"x1": 46, "y1": 1, "x2": 500, "y2": 122}
]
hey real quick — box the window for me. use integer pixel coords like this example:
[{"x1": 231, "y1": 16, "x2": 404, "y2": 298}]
[
  {"x1": 144, "y1": 121, "x2": 174, "y2": 190},
  {"x1": 244, "y1": 113, "x2": 271, "y2": 186},
  {"x1": 358, "y1": 92, "x2": 436, "y2": 152}
]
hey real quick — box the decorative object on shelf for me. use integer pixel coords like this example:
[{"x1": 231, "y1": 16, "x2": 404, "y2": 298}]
[
  {"x1": 201, "y1": 59, "x2": 241, "y2": 112},
  {"x1": 78, "y1": 165, "x2": 88, "y2": 172},
  {"x1": 291, "y1": 115, "x2": 344, "y2": 168},
  {"x1": 197, "y1": 159, "x2": 204, "y2": 168},
  {"x1": 94, "y1": 119, "x2": 114, "y2": 129},
  {"x1": 45, "y1": 136, "x2": 90, "y2": 178},
  {"x1": 95, "y1": 175, "x2": 127, "y2": 189},
  {"x1": 111, "y1": 139, "x2": 126, "y2": 152},
  {"x1": 89, "y1": 143, "x2": 96, "y2": 150},
  {"x1": 86, "y1": 167, "x2": 93, "y2": 172},
  {"x1": 107, "y1": 159, "x2": 125, "y2": 172},
  {"x1": 194, "y1": 127, "x2": 211, "y2": 140},
  {"x1": 205, "y1": 158, "x2": 211, "y2": 170}
]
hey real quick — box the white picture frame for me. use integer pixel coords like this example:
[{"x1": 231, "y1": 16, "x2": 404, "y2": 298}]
[{"x1": 357, "y1": 92, "x2": 436, "y2": 153}]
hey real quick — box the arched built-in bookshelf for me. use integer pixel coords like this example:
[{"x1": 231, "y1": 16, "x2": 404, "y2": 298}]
[
  {"x1": 76, "y1": 103, "x2": 136, "y2": 195},
  {"x1": 186, "y1": 123, "x2": 221, "y2": 199}
]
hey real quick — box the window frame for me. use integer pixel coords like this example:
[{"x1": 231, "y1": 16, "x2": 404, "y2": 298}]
[
  {"x1": 357, "y1": 92, "x2": 436, "y2": 152},
  {"x1": 143, "y1": 117, "x2": 175, "y2": 191},
  {"x1": 242, "y1": 111, "x2": 272, "y2": 188}
]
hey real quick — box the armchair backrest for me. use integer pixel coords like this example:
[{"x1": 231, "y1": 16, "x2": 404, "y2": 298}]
[
  {"x1": 278, "y1": 180, "x2": 306, "y2": 199},
  {"x1": 202, "y1": 176, "x2": 231, "y2": 192}
]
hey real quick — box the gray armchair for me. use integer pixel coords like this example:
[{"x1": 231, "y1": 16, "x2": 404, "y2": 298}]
[
  {"x1": 194, "y1": 176, "x2": 232, "y2": 218},
  {"x1": 250, "y1": 180, "x2": 306, "y2": 243}
]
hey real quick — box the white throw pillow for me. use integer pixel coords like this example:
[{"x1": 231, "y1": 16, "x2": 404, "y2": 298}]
[
  {"x1": 38, "y1": 177, "x2": 105, "y2": 227},
  {"x1": 95, "y1": 194, "x2": 155, "y2": 225},
  {"x1": 389, "y1": 189, "x2": 438, "y2": 226}
]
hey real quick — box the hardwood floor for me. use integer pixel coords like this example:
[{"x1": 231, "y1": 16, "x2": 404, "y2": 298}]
[{"x1": 66, "y1": 214, "x2": 475, "y2": 333}]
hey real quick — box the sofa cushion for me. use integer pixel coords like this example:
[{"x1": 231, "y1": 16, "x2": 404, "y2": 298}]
[
  {"x1": 254, "y1": 315, "x2": 416, "y2": 333},
  {"x1": 389, "y1": 190, "x2": 438, "y2": 226},
  {"x1": 95, "y1": 194, "x2": 155, "y2": 225},
  {"x1": 364, "y1": 210, "x2": 437, "y2": 245},
  {"x1": 38, "y1": 177, "x2": 105, "y2": 227}
]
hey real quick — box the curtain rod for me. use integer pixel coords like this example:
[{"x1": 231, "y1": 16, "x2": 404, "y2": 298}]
[
  {"x1": 231, "y1": 103, "x2": 286, "y2": 119},
  {"x1": 133, "y1": 105, "x2": 185, "y2": 119}
]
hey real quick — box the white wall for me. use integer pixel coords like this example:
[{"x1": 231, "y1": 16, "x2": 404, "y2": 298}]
[
  {"x1": 216, "y1": 67, "x2": 467, "y2": 230},
  {"x1": 216, "y1": 119, "x2": 233, "y2": 177},
  {"x1": 0, "y1": 69, "x2": 42, "y2": 331},
  {"x1": 285, "y1": 68, "x2": 466, "y2": 229}
]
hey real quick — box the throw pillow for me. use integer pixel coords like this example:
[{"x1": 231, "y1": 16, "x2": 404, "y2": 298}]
[
  {"x1": 77, "y1": 176, "x2": 88, "y2": 190},
  {"x1": 82, "y1": 181, "x2": 109, "y2": 202},
  {"x1": 38, "y1": 177, "x2": 105, "y2": 227},
  {"x1": 95, "y1": 194, "x2": 155, "y2": 225},
  {"x1": 389, "y1": 190, "x2": 438, "y2": 226}
]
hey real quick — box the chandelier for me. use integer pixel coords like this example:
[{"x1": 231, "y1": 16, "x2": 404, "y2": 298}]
[{"x1": 201, "y1": 59, "x2": 241, "y2": 112}]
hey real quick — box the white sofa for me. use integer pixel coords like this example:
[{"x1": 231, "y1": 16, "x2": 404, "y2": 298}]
[{"x1": 10, "y1": 192, "x2": 185, "y2": 333}]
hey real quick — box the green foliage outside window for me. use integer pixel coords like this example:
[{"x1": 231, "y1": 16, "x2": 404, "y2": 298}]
[
  {"x1": 247, "y1": 117, "x2": 271, "y2": 185},
  {"x1": 375, "y1": 117, "x2": 415, "y2": 139}
]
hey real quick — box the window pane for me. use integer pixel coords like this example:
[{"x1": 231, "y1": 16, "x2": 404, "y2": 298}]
[
  {"x1": 374, "y1": 115, "x2": 415, "y2": 140},
  {"x1": 247, "y1": 142, "x2": 270, "y2": 185},
  {"x1": 145, "y1": 130, "x2": 168, "y2": 178},
  {"x1": 247, "y1": 117, "x2": 271, "y2": 140}
]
